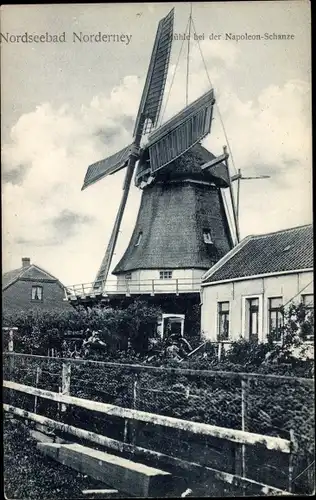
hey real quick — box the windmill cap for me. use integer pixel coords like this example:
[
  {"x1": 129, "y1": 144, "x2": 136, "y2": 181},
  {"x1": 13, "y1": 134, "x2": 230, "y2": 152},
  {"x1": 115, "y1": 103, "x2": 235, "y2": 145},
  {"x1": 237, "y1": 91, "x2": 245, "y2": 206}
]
[{"x1": 136, "y1": 144, "x2": 229, "y2": 187}]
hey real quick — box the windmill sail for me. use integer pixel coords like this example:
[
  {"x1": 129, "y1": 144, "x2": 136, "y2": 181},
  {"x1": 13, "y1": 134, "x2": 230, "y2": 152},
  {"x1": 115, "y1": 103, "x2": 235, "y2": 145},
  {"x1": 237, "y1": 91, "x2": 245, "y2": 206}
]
[
  {"x1": 91, "y1": 9, "x2": 175, "y2": 289},
  {"x1": 133, "y1": 8, "x2": 174, "y2": 137},
  {"x1": 146, "y1": 88, "x2": 215, "y2": 173},
  {"x1": 82, "y1": 143, "x2": 133, "y2": 191},
  {"x1": 82, "y1": 8, "x2": 174, "y2": 193}
]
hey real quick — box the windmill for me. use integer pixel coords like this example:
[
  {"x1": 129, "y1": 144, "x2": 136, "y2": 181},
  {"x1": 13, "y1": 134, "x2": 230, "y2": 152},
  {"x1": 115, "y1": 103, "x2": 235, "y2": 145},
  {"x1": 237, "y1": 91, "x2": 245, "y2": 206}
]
[{"x1": 81, "y1": 7, "x2": 238, "y2": 293}]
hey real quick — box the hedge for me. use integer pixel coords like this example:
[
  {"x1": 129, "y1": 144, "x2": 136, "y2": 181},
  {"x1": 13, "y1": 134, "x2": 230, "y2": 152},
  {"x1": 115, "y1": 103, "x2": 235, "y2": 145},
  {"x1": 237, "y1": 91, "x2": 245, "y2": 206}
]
[{"x1": 2, "y1": 300, "x2": 162, "y2": 354}]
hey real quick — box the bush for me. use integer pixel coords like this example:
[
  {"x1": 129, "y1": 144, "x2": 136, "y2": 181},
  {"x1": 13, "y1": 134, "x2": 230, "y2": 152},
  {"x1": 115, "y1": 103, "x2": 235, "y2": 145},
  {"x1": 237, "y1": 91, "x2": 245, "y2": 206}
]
[
  {"x1": 225, "y1": 338, "x2": 271, "y2": 367},
  {"x1": 212, "y1": 302, "x2": 314, "y2": 373}
]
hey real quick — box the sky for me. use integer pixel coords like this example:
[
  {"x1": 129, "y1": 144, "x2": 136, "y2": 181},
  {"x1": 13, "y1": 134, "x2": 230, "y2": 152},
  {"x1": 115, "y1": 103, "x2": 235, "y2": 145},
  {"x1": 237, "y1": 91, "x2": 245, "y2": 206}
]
[{"x1": 1, "y1": 1, "x2": 312, "y2": 286}]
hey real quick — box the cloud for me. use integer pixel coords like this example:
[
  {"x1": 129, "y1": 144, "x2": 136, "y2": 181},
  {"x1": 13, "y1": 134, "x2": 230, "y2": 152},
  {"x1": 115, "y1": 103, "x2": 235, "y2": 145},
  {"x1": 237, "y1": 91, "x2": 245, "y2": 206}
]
[
  {"x1": 195, "y1": 38, "x2": 241, "y2": 69},
  {"x1": 207, "y1": 79, "x2": 311, "y2": 150},
  {"x1": 205, "y1": 79, "x2": 312, "y2": 237},
  {"x1": 13, "y1": 210, "x2": 89, "y2": 250},
  {"x1": 94, "y1": 126, "x2": 122, "y2": 144},
  {"x1": 2, "y1": 40, "x2": 312, "y2": 285},
  {"x1": 2, "y1": 164, "x2": 30, "y2": 185},
  {"x1": 15, "y1": 236, "x2": 60, "y2": 247},
  {"x1": 50, "y1": 209, "x2": 95, "y2": 239},
  {"x1": 2, "y1": 75, "x2": 143, "y2": 283}
]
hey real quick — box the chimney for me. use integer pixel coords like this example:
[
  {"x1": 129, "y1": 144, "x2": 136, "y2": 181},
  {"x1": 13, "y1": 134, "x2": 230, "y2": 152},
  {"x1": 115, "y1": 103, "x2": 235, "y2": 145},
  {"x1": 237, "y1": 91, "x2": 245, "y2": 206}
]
[{"x1": 22, "y1": 257, "x2": 31, "y2": 268}]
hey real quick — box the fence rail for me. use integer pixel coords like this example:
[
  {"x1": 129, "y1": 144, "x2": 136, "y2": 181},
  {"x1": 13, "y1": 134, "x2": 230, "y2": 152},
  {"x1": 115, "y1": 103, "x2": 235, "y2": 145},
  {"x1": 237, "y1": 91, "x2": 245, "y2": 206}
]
[
  {"x1": 3, "y1": 352, "x2": 314, "y2": 385},
  {"x1": 3, "y1": 403, "x2": 292, "y2": 497},
  {"x1": 3, "y1": 380, "x2": 291, "y2": 452},
  {"x1": 65, "y1": 277, "x2": 202, "y2": 299}
]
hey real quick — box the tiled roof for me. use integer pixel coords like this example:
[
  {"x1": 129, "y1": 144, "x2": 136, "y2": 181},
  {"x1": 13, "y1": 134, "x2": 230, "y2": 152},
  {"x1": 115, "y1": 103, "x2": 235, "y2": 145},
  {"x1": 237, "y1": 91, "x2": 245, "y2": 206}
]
[
  {"x1": 2, "y1": 263, "x2": 64, "y2": 291},
  {"x1": 2, "y1": 267, "x2": 24, "y2": 290},
  {"x1": 202, "y1": 224, "x2": 313, "y2": 284}
]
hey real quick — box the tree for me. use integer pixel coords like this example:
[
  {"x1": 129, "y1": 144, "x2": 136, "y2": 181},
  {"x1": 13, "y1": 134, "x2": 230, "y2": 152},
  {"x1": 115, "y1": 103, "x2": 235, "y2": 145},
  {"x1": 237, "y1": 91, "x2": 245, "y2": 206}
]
[
  {"x1": 122, "y1": 300, "x2": 162, "y2": 353},
  {"x1": 265, "y1": 301, "x2": 314, "y2": 365}
]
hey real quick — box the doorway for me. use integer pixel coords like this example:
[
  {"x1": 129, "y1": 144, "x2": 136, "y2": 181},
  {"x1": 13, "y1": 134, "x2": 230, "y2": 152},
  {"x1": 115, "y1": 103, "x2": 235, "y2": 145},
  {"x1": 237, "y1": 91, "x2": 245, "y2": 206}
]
[{"x1": 161, "y1": 314, "x2": 185, "y2": 339}]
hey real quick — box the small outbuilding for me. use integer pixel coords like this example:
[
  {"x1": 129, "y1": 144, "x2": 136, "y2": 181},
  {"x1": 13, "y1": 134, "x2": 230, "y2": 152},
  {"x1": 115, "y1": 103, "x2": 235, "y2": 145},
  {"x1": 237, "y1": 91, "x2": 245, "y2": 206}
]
[{"x1": 2, "y1": 257, "x2": 71, "y2": 313}]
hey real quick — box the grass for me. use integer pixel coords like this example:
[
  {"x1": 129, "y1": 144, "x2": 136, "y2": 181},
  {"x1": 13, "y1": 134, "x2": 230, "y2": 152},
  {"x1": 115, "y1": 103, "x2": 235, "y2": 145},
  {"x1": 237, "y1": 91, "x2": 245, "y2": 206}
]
[{"x1": 3, "y1": 415, "x2": 103, "y2": 500}]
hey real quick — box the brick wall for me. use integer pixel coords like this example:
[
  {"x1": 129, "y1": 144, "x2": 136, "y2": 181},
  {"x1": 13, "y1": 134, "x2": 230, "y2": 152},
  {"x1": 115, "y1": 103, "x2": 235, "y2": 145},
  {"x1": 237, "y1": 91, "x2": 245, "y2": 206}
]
[{"x1": 3, "y1": 279, "x2": 72, "y2": 313}]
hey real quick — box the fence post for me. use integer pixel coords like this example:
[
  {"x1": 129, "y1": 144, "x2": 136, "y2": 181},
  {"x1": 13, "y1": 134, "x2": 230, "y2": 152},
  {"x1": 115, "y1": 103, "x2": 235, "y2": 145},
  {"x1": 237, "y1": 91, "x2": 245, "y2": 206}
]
[
  {"x1": 8, "y1": 328, "x2": 16, "y2": 374},
  {"x1": 61, "y1": 362, "x2": 71, "y2": 413},
  {"x1": 123, "y1": 419, "x2": 128, "y2": 443},
  {"x1": 133, "y1": 374, "x2": 138, "y2": 409},
  {"x1": 241, "y1": 378, "x2": 249, "y2": 478},
  {"x1": 58, "y1": 386, "x2": 61, "y2": 415},
  {"x1": 8, "y1": 328, "x2": 14, "y2": 353},
  {"x1": 34, "y1": 367, "x2": 42, "y2": 413},
  {"x1": 123, "y1": 373, "x2": 138, "y2": 444},
  {"x1": 218, "y1": 342, "x2": 222, "y2": 362},
  {"x1": 129, "y1": 373, "x2": 139, "y2": 446},
  {"x1": 288, "y1": 429, "x2": 298, "y2": 493},
  {"x1": 7, "y1": 329, "x2": 16, "y2": 405}
]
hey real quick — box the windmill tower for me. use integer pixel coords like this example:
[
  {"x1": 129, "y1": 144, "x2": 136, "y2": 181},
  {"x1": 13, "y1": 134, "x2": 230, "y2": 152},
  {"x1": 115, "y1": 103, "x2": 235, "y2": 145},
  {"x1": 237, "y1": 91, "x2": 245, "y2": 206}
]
[{"x1": 69, "y1": 8, "x2": 239, "y2": 337}]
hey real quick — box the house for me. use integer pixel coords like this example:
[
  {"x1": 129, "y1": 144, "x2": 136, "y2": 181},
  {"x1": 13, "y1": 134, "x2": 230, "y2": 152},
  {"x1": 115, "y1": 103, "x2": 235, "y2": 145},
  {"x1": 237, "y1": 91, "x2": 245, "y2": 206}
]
[
  {"x1": 200, "y1": 224, "x2": 313, "y2": 343},
  {"x1": 2, "y1": 257, "x2": 71, "y2": 313}
]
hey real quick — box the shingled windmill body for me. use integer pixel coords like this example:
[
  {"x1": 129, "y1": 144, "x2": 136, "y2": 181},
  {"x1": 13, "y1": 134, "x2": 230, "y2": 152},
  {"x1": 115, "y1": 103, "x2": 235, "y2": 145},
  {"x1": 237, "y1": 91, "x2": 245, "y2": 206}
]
[
  {"x1": 113, "y1": 144, "x2": 233, "y2": 283},
  {"x1": 74, "y1": 8, "x2": 237, "y2": 336}
]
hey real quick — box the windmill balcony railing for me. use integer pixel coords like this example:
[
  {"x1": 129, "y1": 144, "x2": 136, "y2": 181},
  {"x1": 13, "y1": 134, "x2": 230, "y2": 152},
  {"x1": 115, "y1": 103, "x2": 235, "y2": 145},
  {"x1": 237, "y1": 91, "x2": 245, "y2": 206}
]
[{"x1": 64, "y1": 277, "x2": 202, "y2": 300}]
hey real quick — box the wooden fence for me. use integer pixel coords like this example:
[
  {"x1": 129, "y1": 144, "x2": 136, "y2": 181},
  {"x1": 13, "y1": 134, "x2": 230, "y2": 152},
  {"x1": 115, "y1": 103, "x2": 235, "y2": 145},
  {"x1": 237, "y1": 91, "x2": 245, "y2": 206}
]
[
  {"x1": 3, "y1": 381, "x2": 294, "y2": 496},
  {"x1": 3, "y1": 351, "x2": 313, "y2": 495}
]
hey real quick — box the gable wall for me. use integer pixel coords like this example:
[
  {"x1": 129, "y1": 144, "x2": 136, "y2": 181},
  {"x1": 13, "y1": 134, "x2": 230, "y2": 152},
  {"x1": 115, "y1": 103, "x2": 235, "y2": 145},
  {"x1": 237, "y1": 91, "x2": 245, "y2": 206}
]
[{"x1": 3, "y1": 279, "x2": 71, "y2": 313}]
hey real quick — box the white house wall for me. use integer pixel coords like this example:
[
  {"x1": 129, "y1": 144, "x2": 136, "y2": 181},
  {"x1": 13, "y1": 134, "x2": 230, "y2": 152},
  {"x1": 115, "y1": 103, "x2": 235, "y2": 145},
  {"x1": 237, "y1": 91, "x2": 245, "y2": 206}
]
[
  {"x1": 139, "y1": 269, "x2": 194, "y2": 280},
  {"x1": 201, "y1": 270, "x2": 313, "y2": 341},
  {"x1": 116, "y1": 268, "x2": 206, "y2": 293}
]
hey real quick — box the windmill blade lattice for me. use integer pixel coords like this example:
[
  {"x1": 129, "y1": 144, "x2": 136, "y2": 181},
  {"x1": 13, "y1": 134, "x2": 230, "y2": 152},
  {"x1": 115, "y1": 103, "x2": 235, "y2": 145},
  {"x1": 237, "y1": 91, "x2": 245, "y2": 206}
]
[
  {"x1": 82, "y1": 143, "x2": 133, "y2": 191},
  {"x1": 82, "y1": 8, "x2": 174, "y2": 194},
  {"x1": 146, "y1": 88, "x2": 215, "y2": 174},
  {"x1": 133, "y1": 8, "x2": 174, "y2": 137}
]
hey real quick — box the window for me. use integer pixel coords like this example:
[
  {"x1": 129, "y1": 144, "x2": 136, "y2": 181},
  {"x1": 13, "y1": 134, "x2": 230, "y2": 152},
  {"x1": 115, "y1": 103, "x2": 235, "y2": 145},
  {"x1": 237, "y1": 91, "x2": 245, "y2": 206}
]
[
  {"x1": 32, "y1": 285, "x2": 43, "y2": 301},
  {"x1": 135, "y1": 231, "x2": 143, "y2": 246},
  {"x1": 301, "y1": 294, "x2": 314, "y2": 342},
  {"x1": 125, "y1": 272, "x2": 132, "y2": 280},
  {"x1": 159, "y1": 270, "x2": 173, "y2": 279},
  {"x1": 268, "y1": 297, "x2": 284, "y2": 342},
  {"x1": 218, "y1": 302, "x2": 230, "y2": 340},
  {"x1": 246, "y1": 298, "x2": 259, "y2": 342},
  {"x1": 203, "y1": 228, "x2": 213, "y2": 244},
  {"x1": 302, "y1": 294, "x2": 314, "y2": 310}
]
